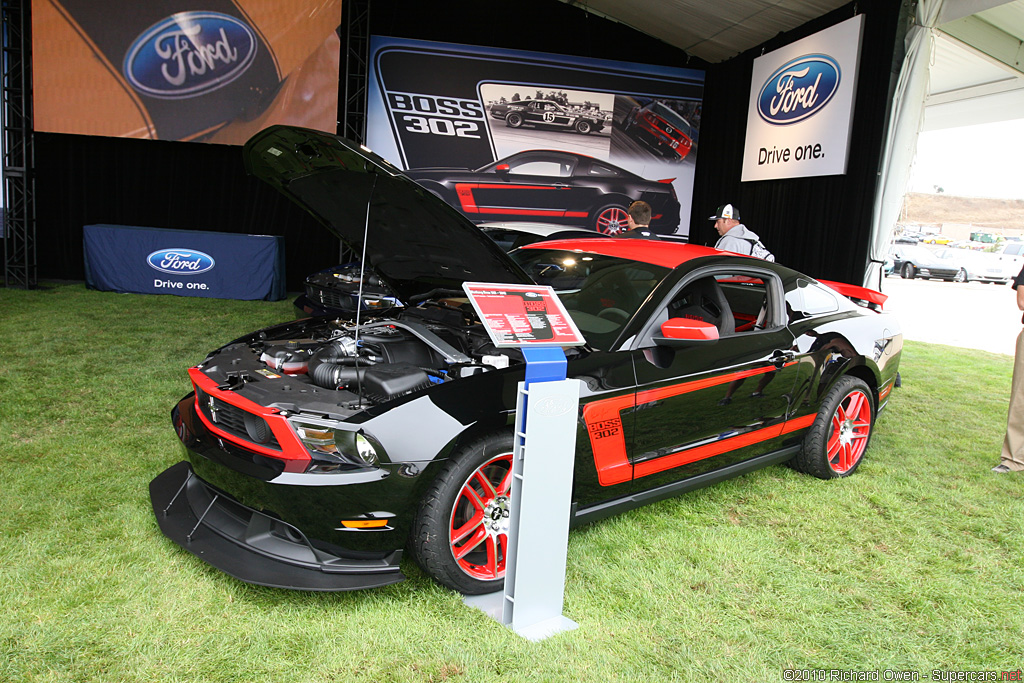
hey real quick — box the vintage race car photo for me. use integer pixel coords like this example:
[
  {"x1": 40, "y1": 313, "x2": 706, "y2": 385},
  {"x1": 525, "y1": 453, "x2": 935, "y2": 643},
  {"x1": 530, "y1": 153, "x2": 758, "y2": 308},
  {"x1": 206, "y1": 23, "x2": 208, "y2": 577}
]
[
  {"x1": 406, "y1": 150, "x2": 680, "y2": 234},
  {"x1": 489, "y1": 98, "x2": 605, "y2": 135},
  {"x1": 623, "y1": 100, "x2": 696, "y2": 161},
  {"x1": 150, "y1": 126, "x2": 902, "y2": 596}
]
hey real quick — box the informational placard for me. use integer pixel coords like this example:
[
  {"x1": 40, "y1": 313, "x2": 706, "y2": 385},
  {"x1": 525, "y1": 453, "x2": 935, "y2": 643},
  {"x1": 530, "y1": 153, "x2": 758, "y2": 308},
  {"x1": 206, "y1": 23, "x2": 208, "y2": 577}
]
[
  {"x1": 462, "y1": 283, "x2": 586, "y2": 348},
  {"x1": 740, "y1": 14, "x2": 864, "y2": 181}
]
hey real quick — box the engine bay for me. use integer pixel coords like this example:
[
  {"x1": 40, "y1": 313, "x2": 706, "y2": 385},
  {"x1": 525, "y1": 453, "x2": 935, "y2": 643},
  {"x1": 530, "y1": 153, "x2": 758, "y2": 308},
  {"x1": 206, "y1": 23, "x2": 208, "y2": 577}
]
[{"x1": 195, "y1": 302, "x2": 540, "y2": 419}]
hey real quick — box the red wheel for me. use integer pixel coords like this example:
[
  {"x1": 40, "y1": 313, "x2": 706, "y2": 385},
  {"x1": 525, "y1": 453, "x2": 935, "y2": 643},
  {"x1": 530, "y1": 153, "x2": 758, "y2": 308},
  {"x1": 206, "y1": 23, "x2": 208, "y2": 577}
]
[
  {"x1": 410, "y1": 432, "x2": 514, "y2": 593},
  {"x1": 825, "y1": 386, "x2": 872, "y2": 474},
  {"x1": 791, "y1": 376, "x2": 875, "y2": 479},
  {"x1": 593, "y1": 205, "x2": 629, "y2": 234},
  {"x1": 449, "y1": 452, "x2": 513, "y2": 581}
]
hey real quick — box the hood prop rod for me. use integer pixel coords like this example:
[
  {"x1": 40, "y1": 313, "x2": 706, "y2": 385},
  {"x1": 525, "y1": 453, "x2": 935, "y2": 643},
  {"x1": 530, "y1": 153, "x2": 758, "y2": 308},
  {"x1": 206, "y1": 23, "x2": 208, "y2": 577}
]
[{"x1": 352, "y1": 174, "x2": 378, "y2": 407}]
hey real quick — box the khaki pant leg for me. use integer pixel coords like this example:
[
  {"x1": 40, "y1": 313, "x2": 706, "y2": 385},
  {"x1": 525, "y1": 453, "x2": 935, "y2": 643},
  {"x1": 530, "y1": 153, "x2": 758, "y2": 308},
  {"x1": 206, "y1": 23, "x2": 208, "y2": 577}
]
[{"x1": 1001, "y1": 328, "x2": 1024, "y2": 470}]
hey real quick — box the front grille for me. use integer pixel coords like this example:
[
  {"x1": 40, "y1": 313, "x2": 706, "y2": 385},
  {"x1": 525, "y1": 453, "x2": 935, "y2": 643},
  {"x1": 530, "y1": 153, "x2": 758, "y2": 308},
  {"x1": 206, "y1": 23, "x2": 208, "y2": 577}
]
[{"x1": 195, "y1": 388, "x2": 281, "y2": 450}]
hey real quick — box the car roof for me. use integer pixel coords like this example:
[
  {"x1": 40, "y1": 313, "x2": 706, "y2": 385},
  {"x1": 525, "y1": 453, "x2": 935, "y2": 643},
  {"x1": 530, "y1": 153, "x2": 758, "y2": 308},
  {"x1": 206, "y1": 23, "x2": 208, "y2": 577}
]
[{"x1": 518, "y1": 237, "x2": 731, "y2": 269}]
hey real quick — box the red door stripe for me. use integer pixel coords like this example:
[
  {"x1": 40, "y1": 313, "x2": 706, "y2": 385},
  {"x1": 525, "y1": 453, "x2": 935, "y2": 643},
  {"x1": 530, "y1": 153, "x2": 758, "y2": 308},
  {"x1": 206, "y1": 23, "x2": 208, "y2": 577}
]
[{"x1": 582, "y1": 362, "x2": 799, "y2": 486}]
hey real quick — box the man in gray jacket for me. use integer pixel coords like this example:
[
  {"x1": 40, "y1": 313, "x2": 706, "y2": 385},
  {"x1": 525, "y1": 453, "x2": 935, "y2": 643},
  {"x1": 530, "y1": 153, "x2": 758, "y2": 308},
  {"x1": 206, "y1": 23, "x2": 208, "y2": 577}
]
[{"x1": 709, "y1": 203, "x2": 759, "y2": 255}]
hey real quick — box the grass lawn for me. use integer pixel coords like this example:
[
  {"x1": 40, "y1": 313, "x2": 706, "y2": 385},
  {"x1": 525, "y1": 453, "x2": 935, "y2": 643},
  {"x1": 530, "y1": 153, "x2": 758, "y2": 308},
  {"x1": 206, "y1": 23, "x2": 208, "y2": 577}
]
[{"x1": 1, "y1": 282, "x2": 1022, "y2": 682}]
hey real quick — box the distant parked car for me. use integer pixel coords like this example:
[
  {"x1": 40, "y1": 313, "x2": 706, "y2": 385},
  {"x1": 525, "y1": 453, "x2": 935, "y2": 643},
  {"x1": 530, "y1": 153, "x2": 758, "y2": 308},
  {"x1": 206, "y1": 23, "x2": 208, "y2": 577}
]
[
  {"x1": 921, "y1": 235, "x2": 951, "y2": 245},
  {"x1": 932, "y1": 248, "x2": 1012, "y2": 284},
  {"x1": 893, "y1": 232, "x2": 921, "y2": 244},
  {"x1": 891, "y1": 245, "x2": 960, "y2": 280}
]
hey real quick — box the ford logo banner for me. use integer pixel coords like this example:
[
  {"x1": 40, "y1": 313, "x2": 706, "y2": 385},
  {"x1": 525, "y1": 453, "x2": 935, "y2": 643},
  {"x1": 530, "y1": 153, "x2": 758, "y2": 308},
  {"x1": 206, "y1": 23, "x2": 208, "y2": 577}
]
[
  {"x1": 147, "y1": 249, "x2": 216, "y2": 275},
  {"x1": 124, "y1": 12, "x2": 257, "y2": 99},
  {"x1": 757, "y1": 54, "x2": 840, "y2": 125}
]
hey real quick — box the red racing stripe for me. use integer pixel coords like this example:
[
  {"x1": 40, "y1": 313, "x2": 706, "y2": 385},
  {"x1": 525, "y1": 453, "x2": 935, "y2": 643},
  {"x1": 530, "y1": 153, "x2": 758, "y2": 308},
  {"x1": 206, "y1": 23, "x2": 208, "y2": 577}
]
[{"x1": 582, "y1": 363, "x2": 799, "y2": 485}]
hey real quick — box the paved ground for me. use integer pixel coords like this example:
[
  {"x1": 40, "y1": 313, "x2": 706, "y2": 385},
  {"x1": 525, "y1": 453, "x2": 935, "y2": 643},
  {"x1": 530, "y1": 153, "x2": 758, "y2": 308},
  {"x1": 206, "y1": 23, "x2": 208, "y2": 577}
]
[{"x1": 879, "y1": 275, "x2": 1018, "y2": 356}]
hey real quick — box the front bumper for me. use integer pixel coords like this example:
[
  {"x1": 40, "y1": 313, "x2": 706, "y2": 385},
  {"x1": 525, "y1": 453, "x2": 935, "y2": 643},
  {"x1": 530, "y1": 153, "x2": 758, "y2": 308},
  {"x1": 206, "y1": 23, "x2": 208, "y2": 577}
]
[{"x1": 150, "y1": 461, "x2": 405, "y2": 591}]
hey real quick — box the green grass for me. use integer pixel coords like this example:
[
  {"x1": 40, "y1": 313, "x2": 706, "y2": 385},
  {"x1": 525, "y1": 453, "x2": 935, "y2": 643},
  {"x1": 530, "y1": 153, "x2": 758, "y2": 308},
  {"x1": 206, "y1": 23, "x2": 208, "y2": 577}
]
[{"x1": 1, "y1": 282, "x2": 1022, "y2": 682}]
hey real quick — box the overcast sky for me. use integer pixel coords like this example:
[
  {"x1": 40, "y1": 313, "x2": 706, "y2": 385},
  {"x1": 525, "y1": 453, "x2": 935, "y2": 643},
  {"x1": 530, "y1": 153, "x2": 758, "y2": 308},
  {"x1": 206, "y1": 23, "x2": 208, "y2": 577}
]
[{"x1": 908, "y1": 118, "x2": 1024, "y2": 200}]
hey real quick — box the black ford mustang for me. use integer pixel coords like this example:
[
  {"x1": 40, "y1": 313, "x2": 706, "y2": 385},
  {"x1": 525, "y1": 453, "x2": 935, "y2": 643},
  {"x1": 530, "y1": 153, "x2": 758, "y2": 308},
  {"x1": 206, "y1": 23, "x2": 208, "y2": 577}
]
[
  {"x1": 150, "y1": 126, "x2": 902, "y2": 595},
  {"x1": 406, "y1": 150, "x2": 680, "y2": 235},
  {"x1": 489, "y1": 98, "x2": 605, "y2": 135}
]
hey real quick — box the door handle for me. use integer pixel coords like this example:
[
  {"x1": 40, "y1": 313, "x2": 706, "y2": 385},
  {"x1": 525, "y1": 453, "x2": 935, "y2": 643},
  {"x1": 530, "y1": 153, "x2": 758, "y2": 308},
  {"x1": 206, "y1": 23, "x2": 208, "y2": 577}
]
[{"x1": 770, "y1": 349, "x2": 796, "y2": 369}]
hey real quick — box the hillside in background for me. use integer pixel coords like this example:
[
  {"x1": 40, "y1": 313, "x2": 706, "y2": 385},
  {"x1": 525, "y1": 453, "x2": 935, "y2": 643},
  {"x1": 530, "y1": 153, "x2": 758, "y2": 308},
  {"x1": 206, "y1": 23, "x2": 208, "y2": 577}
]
[{"x1": 902, "y1": 192, "x2": 1024, "y2": 232}]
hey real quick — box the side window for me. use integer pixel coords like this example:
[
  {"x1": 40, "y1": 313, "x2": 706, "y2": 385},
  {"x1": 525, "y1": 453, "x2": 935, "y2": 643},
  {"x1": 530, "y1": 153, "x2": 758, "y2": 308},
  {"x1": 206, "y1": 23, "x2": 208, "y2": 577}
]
[
  {"x1": 588, "y1": 162, "x2": 622, "y2": 177},
  {"x1": 713, "y1": 274, "x2": 772, "y2": 334},
  {"x1": 786, "y1": 279, "x2": 839, "y2": 322},
  {"x1": 647, "y1": 271, "x2": 776, "y2": 344},
  {"x1": 507, "y1": 159, "x2": 573, "y2": 177}
]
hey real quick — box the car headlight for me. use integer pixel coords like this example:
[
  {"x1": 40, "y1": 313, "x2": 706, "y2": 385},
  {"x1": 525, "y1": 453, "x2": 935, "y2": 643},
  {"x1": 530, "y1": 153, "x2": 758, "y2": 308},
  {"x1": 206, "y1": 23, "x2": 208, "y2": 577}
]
[{"x1": 290, "y1": 418, "x2": 382, "y2": 468}]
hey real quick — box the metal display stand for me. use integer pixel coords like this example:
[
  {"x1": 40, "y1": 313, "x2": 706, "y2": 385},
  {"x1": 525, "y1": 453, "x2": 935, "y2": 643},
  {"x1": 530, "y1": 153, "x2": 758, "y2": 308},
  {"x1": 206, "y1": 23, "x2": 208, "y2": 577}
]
[{"x1": 460, "y1": 283, "x2": 586, "y2": 642}]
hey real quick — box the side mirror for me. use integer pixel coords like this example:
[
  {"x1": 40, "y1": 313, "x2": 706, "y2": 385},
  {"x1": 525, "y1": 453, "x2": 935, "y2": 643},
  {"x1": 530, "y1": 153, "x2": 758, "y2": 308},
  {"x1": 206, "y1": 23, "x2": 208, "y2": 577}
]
[
  {"x1": 495, "y1": 163, "x2": 510, "y2": 174},
  {"x1": 652, "y1": 317, "x2": 719, "y2": 346}
]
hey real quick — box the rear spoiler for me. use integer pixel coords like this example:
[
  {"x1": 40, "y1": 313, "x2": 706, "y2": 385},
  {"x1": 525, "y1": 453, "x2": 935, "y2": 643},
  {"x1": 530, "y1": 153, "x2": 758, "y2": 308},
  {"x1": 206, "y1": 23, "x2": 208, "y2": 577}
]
[{"x1": 818, "y1": 279, "x2": 888, "y2": 311}]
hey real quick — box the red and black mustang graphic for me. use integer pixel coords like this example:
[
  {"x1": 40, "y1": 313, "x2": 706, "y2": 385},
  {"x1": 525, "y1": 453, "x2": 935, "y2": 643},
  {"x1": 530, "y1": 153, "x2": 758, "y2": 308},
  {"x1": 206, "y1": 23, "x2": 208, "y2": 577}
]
[
  {"x1": 489, "y1": 98, "x2": 604, "y2": 135},
  {"x1": 150, "y1": 126, "x2": 902, "y2": 596},
  {"x1": 623, "y1": 101, "x2": 696, "y2": 162},
  {"x1": 406, "y1": 150, "x2": 680, "y2": 235}
]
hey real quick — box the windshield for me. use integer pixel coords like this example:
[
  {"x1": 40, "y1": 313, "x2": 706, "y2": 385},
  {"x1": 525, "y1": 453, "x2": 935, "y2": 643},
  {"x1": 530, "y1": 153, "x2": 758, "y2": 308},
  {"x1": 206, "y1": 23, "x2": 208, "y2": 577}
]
[{"x1": 512, "y1": 248, "x2": 670, "y2": 350}]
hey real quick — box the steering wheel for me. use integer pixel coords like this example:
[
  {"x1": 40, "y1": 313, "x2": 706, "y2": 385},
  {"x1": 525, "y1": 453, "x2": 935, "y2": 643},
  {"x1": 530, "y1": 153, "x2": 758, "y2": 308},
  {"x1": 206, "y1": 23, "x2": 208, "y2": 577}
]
[{"x1": 598, "y1": 307, "x2": 630, "y2": 323}]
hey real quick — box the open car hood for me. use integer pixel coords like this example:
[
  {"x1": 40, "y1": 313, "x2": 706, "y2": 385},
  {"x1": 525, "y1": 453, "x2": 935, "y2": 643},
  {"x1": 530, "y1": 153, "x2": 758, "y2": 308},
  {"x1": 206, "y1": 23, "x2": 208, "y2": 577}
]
[{"x1": 244, "y1": 126, "x2": 533, "y2": 303}]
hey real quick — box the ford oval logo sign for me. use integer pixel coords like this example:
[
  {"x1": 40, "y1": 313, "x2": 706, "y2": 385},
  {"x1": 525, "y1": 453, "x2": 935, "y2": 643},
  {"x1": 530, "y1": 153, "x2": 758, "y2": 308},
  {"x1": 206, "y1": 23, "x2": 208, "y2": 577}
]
[
  {"x1": 147, "y1": 249, "x2": 216, "y2": 275},
  {"x1": 757, "y1": 54, "x2": 840, "y2": 125},
  {"x1": 124, "y1": 12, "x2": 257, "y2": 99}
]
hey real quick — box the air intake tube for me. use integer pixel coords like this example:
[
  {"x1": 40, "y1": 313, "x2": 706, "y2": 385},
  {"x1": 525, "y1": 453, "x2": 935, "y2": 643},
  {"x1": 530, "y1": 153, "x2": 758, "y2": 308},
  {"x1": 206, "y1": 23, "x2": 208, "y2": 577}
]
[{"x1": 307, "y1": 340, "x2": 373, "y2": 390}]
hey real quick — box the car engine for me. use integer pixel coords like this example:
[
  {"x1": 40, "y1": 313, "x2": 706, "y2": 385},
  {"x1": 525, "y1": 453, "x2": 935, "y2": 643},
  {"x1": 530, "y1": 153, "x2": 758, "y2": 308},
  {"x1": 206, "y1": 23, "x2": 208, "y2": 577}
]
[{"x1": 195, "y1": 302, "x2": 527, "y2": 417}]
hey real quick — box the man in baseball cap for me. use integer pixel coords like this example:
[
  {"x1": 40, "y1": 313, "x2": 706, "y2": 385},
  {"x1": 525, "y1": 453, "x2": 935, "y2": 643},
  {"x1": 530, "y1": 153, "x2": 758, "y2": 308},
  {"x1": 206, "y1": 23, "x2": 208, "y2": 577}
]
[{"x1": 709, "y1": 203, "x2": 760, "y2": 256}]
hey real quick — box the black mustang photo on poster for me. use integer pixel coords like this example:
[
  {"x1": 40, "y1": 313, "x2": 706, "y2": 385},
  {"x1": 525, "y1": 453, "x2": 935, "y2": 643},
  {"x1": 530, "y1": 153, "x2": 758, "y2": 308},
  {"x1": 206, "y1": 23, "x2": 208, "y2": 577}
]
[
  {"x1": 488, "y1": 98, "x2": 605, "y2": 135},
  {"x1": 405, "y1": 150, "x2": 680, "y2": 235},
  {"x1": 150, "y1": 126, "x2": 902, "y2": 595}
]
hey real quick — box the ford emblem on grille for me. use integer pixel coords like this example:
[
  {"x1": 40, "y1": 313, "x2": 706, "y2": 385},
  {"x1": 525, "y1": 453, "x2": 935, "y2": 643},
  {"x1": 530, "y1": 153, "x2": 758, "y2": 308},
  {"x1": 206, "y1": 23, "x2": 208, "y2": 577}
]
[
  {"x1": 757, "y1": 54, "x2": 840, "y2": 125},
  {"x1": 123, "y1": 12, "x2": 257, "y2": 99},
  {"x1": 147, "y1": 248, "x2": 216, "y2": 275}
]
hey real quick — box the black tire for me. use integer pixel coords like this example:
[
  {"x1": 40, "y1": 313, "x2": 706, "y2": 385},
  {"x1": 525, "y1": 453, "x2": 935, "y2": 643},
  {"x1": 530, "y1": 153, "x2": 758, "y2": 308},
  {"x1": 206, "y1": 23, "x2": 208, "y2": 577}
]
[
  {"x1": 790, "y1": 376, "x2": 875, "y2": 479},
  {"x1": 410, "y1": 432, "x2": 514, "y2": 594},
  {"x1": 954, "y1": 268, "x2": 968, "y2": 283},
  {"x1": 506, "y1": 112, "x2": 523, "y2": 128},
  {"x1": 901, "y1": 263, "x2": 915, "y2": 279},
  {"x1": 575, "y1": 119, "x2": 593, "y2": 134}
]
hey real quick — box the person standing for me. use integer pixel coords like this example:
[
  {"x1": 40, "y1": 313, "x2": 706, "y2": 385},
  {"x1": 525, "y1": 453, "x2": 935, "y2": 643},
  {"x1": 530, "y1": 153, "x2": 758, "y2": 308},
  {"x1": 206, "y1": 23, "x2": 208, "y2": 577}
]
[
  {"x1": 618, "y1": 200, "x2": 658, "y2": 239},
  {"x1": 996, "y1": 264, "x2": 1024, "y2": 473},
  {"x1": 709, "y1": 203, "x2": 760, "y2": 255}
]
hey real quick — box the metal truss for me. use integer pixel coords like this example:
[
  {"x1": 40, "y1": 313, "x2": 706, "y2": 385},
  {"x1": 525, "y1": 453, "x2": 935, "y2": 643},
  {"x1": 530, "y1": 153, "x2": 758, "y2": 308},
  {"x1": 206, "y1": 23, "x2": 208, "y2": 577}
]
[
  {"x1": 2, "y1": 0, "x2": 36, "y2": 288},
  {"x1": 341, "y1": 0, "x2": 369, "y2": 145}
]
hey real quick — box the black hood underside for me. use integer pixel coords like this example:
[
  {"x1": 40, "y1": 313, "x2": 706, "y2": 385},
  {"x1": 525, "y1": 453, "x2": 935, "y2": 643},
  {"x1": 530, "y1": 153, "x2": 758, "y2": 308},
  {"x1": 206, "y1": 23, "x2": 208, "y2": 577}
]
[{"x1": 244, "y1": 126, "x2": 533, "y2": 303}]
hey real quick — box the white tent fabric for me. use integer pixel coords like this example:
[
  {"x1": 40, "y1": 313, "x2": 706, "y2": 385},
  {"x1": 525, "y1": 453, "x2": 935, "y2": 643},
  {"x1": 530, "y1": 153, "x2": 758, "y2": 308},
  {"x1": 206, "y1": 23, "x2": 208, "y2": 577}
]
[{"x1": 865, "y1": 0, "x2": 945, "y2": 289}]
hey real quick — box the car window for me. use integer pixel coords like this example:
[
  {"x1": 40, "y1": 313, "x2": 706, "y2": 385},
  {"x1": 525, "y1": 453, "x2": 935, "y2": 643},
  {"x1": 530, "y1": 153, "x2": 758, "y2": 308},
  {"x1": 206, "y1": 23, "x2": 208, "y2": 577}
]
[
  {"x1": 786, "y1": 279, "x2": 840, "y2": 322},
  {"x1": 588, "y1": 162, "x2": 622, "y2": 177},
  {"x1": 505, "y1": 157, "x2": 574, "y2": 177},
  {"x1": 635, "y1": 269, "x2": 782, "y2": 348},
  {"x1": 511, "y1": 248, "x2": 670, "y2": 351}
]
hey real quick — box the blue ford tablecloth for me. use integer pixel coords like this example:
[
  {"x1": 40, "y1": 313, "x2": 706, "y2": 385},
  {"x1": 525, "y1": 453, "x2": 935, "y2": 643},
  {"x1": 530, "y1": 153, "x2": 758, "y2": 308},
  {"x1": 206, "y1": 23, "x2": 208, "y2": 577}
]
[{"x1": 84, "y1": 224, "x2": 286, "y2": 301}]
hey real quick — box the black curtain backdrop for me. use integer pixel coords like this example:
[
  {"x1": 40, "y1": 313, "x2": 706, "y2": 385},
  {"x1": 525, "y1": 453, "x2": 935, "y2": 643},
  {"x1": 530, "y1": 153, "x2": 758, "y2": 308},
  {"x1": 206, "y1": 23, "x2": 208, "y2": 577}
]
[
  {"x1": 691, "y1": 0, "x2": 904, "y2": 284},
  {"x1": 33, "y1": 0, "x2": 901, "y2": 291}
]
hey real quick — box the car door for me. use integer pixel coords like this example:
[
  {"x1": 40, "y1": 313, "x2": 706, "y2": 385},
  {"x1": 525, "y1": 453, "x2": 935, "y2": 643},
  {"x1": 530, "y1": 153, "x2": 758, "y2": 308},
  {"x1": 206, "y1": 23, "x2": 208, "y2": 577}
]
[
  {"x1": 470, "y1": 152, "x2": 579, "y2": 221},
  {"x1": 587, "y1": 265, "x2": 803, "y2": 498}
]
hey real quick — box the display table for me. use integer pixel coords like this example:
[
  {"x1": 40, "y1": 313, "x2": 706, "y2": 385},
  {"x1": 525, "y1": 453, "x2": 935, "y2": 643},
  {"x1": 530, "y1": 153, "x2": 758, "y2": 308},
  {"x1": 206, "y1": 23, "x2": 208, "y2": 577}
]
[{"x1": 83, "y1": 224, "x2": 286, "y2": 301}]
